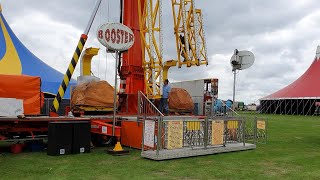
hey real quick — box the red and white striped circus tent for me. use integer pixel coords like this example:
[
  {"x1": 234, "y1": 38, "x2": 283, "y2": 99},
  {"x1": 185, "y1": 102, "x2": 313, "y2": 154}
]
[{"x1": 260, "y1": 46, "x2": 320, "y2": 115}]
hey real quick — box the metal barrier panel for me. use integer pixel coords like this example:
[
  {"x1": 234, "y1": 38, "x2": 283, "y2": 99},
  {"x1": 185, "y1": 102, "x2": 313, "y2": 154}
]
[
  {"x1": 141, "y1": 115, "x2": 259, "y2": 160},
  {"x1": 244, "y1": 117, "x2": 256, "y2": 144},
  {"x1": 139, "y1": 91, "x2": 260, "y2": 160},
  {"x1": 162, "y1": 117, "x2": 207, "y2": 150},
  {"x1": 208, "y1": 117, "x2": 245, "y2": 146},
  {"x1": 142, "y1": 118, "x2": 158, "y2": 152},
  {"x1": 138, "y1": 91, "x2": 164, "y2": 154},
  {"x1": 255, "y1": 117, "x2": 268, "y2": 144},
  {"x1": 241, "y1": 117, "x2": 268, "y2": 144},
  {"x1": 142, "y1": 116, "x2": 248, "y2": 151}
]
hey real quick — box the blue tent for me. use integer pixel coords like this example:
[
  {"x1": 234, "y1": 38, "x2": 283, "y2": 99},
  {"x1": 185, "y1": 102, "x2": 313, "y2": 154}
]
[{"x1": 0, "y1": 6, "x2": 75, "y2": 98}]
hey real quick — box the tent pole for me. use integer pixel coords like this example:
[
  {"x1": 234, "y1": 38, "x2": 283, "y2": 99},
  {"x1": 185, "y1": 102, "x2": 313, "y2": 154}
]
[
  {"x1": 297, "y1": 99, "x2": 303, "y2": 115},
  {"x1": 302, "y1": 99, "x2": 306, "y2": 115},
  {"x1": 232, "y1": 70, "x2": 236, "y2": 113},
  {"x1": 280, "y1": 99, "x2": 283, "y2": 115},
  {"x1": 292, "y1": 99, "x2": 295, "y2": 115},
  {"x1": 306, "y1": 99, "x2": 313, "y2": 116}
]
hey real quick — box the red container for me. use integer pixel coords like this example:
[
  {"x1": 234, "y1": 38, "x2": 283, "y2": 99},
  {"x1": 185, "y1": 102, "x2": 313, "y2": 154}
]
[{"x1": 10, "y1": 144, "x2": 24, "y2": 154}]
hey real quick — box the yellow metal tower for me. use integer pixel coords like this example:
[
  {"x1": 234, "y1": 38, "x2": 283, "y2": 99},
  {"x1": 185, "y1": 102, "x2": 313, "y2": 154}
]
[
  {"x1": 138, "y1": 0, "x2": 164, "y2": 99},
  {"x1": 138, "y1": 0, "x2": 209, "y2": 98},
  {"x1": 171, "y1": 0, "x2": 208, "y2": 68}
]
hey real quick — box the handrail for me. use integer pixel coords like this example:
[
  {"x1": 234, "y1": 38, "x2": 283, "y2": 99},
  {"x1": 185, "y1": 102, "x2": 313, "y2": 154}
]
[
  {"x1": 138, "y1": 91, "x2": 164, "y2": 117},
  {"x1": 214, "y1": 99, "x2": 240, "y2": 116}
]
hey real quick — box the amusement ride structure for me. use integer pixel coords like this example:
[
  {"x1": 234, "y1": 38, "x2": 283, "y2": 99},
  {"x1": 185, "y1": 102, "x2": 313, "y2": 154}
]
[{"x1": 0, "y1": 1, "x2": 260, "y2": 159}]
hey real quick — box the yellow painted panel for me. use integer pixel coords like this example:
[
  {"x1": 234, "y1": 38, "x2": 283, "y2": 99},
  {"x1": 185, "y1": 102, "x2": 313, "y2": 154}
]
[
  {"x1": 187, "y1": 121, "x2": 200, "y2": 131},
  {"x1": 227, "y1": 120, "x2": 238, "y2": 129},
  {"x1": 257, "y1": 120, "x2": 266, "y2": 130},
  {"x1": 212, "y1": 120, "x2": 224, "y2": 145},
  {"x1": 167, "y1": 121, "x2": 183, "y2": 149}
]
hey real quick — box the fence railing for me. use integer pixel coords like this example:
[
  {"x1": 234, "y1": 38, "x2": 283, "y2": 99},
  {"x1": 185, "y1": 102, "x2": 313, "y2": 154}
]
[
  {"x1": 208, "y1": 99, "x2": 239, "y2": 117},
  {"x1": 142, "y1": 116, "x2": 268, "y2": 155},
  {"x1": 138, "y1": 91, "x2": 164, "y2": 154},
  {"x1": 138, "y1": 91, "x2": 267, "y2": 159}
]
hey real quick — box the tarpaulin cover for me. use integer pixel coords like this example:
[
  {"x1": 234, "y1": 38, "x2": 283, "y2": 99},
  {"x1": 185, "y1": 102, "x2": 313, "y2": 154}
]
[
  {"x1": 169, "y1": 88, "x2": 194, "y2": 111},
  {"x1": 0, "y1": 74, "x2": 42, "y2": 115},
  {"x1": 71, "y1": 81, "x2": 115, "y2": 108}
]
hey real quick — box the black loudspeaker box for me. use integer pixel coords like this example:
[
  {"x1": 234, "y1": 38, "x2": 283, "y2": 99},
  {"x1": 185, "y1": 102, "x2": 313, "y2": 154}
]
[
  {"x1": 72, "y1": 121, "x2": 91, "y2": 154},
  {"x1": 47, "y1": 122, "x2": 73, "y2": 156}
]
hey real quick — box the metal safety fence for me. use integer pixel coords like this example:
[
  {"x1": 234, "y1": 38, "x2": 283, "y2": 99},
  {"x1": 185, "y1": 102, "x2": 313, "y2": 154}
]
[
  {"x1": 138, "y1": 91, "x2": 164, "y2": 154},
  {"x1": 138, "y1": 92, "x2": 267, "y2": 159},
  {"x1": 243, "y1": 117, "x2": 268, "y2": 144},
  {"x1": 141, "y1": 116, "x2": 268, "y2": 158}
]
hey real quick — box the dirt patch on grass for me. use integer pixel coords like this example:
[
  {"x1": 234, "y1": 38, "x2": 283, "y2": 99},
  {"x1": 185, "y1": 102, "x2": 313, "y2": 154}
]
[
  {"x1": 259, "y1": 161, "x2": 301, "y2": 178},
  {"x1": 201, "y1": 160, "x2": 215, "y2": 165},
  {"x1": 152, "y1": 170, "x2": 169, "y2": 176}
]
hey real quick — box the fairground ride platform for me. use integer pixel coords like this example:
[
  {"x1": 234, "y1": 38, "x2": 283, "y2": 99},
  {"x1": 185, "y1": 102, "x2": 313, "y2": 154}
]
[{"x1": 141, "y1": 143, "x2": 256, "y2": 161}]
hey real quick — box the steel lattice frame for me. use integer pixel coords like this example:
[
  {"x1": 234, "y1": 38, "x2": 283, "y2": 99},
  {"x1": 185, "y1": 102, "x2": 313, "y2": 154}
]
[
  {"x1": 171, "y1": 0, "x2": 208, "y2": 68},
  {"x1": 138, "y1": 0, "x2": 164, "y2": 99},
  {"x1": 138, "y1": 0, "x2": 209, "y2": 99},
  {"x1": 259, "y1": 98, "x2": 320, "y2": 115}
]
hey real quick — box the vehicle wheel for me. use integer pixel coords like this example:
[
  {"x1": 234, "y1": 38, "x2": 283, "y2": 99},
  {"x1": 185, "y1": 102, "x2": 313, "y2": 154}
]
[{"x1": 91, "y1": 134, "x2": 116, "y2": 147}]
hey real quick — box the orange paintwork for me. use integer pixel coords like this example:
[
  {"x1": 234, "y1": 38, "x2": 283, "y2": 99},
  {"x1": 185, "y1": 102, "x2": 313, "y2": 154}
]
[
  {"x1": 0, "y1": 74, "x2": 43, "y2": 115},
  {"x1": 121, "y1": 121, "x2": 143, "y2": 149}
]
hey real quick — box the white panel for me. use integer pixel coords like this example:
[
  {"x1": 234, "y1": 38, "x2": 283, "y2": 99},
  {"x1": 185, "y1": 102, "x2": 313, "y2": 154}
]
[
  {"x1": 171, "y1": 79, "x2": 204, "y2": 97},
  {"x1": 171, "y1": 79, "x2": 207, "y2": 115},
  {"x1": 144, "y1": 120, "x2": 155, "y2": 148},
  {"x1": 0, "y1": 98, "x2": 24, "y2": 117}
]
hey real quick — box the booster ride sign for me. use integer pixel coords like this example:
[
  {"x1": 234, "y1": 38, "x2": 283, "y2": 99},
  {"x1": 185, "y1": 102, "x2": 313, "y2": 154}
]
[{"x1": 97, "y1": 23, "x2": 135, "y2": 52}]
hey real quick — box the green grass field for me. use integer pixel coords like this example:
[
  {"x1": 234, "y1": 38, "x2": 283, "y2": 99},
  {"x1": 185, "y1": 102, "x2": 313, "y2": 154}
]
[{"x1": 1, "y1": 113, "x2": 320, "y2": 180}]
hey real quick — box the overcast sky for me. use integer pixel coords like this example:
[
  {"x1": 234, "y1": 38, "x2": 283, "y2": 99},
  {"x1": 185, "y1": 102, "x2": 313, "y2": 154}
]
[{"x1": 2, "y1": 0, "x2": 320, "y2": 104}]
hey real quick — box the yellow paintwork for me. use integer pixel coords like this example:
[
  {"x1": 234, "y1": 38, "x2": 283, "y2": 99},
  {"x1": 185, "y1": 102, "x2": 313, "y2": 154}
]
[
  {"x1": 138, "y1": 0, "x2": 163, "y2": 99},
  {"x1": 52, "y1": 37, "x2": 87, "y2": 113},
  {"x1": 171, "y1": 0, "x2": 208, "y2": 68},
  {"x1": 163, "y1": 60, "x2": 177, "y2": 80},
  {"x1": 0, "y1": 14, "x2": 22, "y2": 74},
  {"x1": 187, "y1": 121, "x2": 200, "y2": 131},
  {"x1": 137, "y1": 0, "x2": 208, "y2": 99},
  {"x1": 113, "y1": 142, "x2": 124, "y2": 151},
  {"x1": 227, "y1": 121, "x2": 239, "y2": 129},
  {"x1": 81, "y1": 47, "x2": 99, "y2": 76}
]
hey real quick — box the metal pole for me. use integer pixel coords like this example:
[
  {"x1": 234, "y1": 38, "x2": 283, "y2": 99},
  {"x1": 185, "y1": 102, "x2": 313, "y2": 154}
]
[
  {"x1": 156, "y1": 117, "x2": 161, "y2": 156},
  {"x1": 50, "y1": 0, "x2": 102, "y2": 114},
  {"x1": 84, "y1": 0, "x2": 103, "y2": 35},
  {"x1": 158, "y1": 116, "x2": 163, "y2": 150},
  {"x1": 204, "y1": 117, "x2": 208, "y2": 149},
  {"x1": 254, "y1": 117, "x2": 257, "y2": 145},
  {"x1": 265, "y1": 119, "x2": 268, "y2": 144},
  {"x1": 242, "y1": 118, "x2": 245, "y2": 146},
  {"x1": 142, "y1": 118, "x2": 145, "y2": 151},
  {"x1": 112, "y1": 51, "x2": 119, "y2": 136},
  {"x1": 137, "y1": 92, "x2": 141, "y2": 121},
  {"x1": 211, "y1": 97, "x2": 215, "y2": 117},
  {"x1": 232, "y1": 70, "x2": 236, "y2": 113}
]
